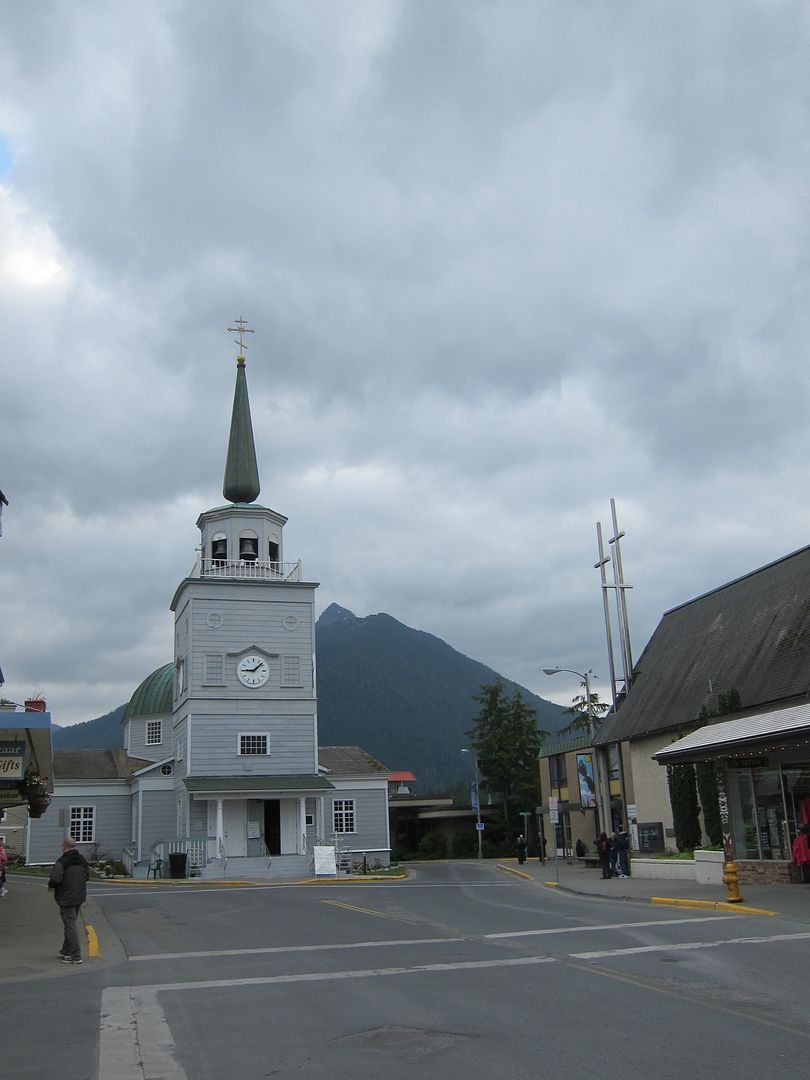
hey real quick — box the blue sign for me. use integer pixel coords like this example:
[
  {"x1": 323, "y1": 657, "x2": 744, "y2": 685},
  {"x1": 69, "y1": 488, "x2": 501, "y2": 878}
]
[{"x1": 475, "y1": 822, "x2": 485, "y2": 831}]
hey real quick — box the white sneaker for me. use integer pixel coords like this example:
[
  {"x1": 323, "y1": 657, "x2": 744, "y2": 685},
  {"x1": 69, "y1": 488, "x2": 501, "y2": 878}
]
[{"x1": 0, "y1": 887, "x2": 7, "y2": 896}]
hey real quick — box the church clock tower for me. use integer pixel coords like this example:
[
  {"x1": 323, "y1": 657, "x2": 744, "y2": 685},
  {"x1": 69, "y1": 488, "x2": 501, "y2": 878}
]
[{"x1": 169, "y1": 322, "x2": 331, "y2": 869}]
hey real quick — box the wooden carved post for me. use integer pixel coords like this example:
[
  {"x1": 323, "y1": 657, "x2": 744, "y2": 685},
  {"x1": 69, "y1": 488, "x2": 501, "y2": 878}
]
[{"x1": 715, "y1": 763, "x2": 743, "y2": 903}]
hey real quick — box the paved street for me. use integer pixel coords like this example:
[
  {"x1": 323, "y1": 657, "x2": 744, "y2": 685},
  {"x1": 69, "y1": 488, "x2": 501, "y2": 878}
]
[{"x1": 2, "y1": 862, "x2": 809, "y2": 1079}]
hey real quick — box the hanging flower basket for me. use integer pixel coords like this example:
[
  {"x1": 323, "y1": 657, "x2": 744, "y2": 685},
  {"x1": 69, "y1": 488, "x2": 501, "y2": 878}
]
[
  {"x1": 18, "y1": 769, "x2": 48, "y2": 795},
  {"x1": 27, "y1": 794, "x2": 51, "y2": 818}
]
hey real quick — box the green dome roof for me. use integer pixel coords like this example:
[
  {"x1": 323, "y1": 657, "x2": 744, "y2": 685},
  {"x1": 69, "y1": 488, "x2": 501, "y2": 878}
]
[{"x1": 123, "y1": 663, "x2": 173, "y2": 719}]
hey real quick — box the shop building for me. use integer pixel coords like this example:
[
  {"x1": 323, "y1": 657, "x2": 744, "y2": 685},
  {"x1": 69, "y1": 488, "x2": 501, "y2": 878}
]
[
  {"x1": 594, "y1": 543, "x2": 810, "y2": 876},
  {"x1": 654, "y1": 703, "x2": 810, "y2": 883}
]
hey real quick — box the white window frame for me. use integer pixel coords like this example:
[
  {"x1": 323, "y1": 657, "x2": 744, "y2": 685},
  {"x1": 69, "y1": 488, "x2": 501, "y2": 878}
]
[
  {"x1": 238, "y1": 733, "x2": 270, "y2": 756},
  {"x1": 305, "y1": 812, "x2": 315, "y2": 828},
  {"x1": 69, "y1": 805, "x2": 95, "y2": 843},
  {"x1": 146, "y1": 720, "x2": 163, "y2": 746},
  {"x1": 332, "y1": 799, "x2": 356, "y2": 835}
]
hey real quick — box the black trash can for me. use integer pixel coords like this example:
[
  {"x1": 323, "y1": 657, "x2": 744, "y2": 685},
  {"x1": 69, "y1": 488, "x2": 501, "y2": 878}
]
[{"x1": 168, "y1": 852, "x2": 188, "y2": 879}]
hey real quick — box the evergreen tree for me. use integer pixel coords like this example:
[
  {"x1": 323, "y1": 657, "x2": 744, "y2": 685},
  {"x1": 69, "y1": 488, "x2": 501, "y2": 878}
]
[
  {"x1": 695, "y1": 762, "x2": 723, "y2": 846},
  {"x1": 667, "y1": 763, "x2": 703, "y2": 852},
  {"x1": 561, "y1": 687, "x2": 610, "y2": 736},
  {"x1": 690, "y1": 687, "x2": 741, "y2": 847},
  {"x1": 467, "y1": 679, "x2": 545, "y2": 831}
]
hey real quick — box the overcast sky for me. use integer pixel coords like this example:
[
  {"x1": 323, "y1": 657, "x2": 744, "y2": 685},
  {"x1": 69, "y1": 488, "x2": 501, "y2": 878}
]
[{"x1": 1, "y1": 2, "x2": 809, "y2": 725}]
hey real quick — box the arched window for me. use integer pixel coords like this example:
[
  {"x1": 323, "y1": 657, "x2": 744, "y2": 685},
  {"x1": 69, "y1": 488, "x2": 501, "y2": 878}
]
[
  {"x1": 239, "y1": 530, "x2": 259, "y2": 562},
  {"x1": 211, "y1": 533, "x2": 228, "y2": 563}
]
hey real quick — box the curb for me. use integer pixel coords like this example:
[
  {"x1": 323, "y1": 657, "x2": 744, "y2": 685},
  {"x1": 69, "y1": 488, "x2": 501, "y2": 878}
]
[
  {"x1": 96, "y1": 872, "x2": 409, "y2": 888},
  {"x1": 499, "y1": 872, "x2": 779, "y2": 916},
  {"x1": 85, "y1": 923, "x2": 101, "y2": 957},
  {"x1": 496, "y1": 864, "x2": 534, "y2": 881},
  {"x1": 651, "y1": 897, "x2": 777, "y2": 916}
]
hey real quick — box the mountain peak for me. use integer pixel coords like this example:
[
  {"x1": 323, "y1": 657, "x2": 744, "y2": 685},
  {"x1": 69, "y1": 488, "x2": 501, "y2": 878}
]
[{"x1": 317, "y1": 603, "x2": 359, "y2": 627}]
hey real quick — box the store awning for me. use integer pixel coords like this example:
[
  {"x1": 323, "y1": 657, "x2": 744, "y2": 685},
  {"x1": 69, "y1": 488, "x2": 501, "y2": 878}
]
[{"x1": 653, "y1": 701, "x2": 810, "y2": 764}]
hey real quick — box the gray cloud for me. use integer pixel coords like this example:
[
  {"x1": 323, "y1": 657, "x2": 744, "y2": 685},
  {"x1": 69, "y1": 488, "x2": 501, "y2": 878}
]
[{"x1": 1, "y1": 2, "x2": 808, "y2": 722}]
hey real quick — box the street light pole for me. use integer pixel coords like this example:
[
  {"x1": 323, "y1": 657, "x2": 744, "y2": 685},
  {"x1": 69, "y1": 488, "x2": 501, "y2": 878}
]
[
  {"x1": 543, "y1": 666, "x2": 605, "y2": 836},
  {"x1": 461, "y1": 748, "x2": 483, "y2": 859}
]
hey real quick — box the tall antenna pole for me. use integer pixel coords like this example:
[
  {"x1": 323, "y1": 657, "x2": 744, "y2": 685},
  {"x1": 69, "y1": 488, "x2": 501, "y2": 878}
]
[
  {"x1": 595, "y1": 521, "x2": 619, "y2": 711},
  {"x1": 608, "y1": 498, "x2": 634, "y2": 690}
]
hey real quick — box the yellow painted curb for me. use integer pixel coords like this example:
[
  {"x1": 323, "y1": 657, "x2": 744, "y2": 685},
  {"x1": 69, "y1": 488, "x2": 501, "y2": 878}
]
[
  {"x1": 85, "y1": 924, "x2": 101, "y2": 957},
  {"x1": 544, "y1": 882, "x2": 560, "y2": 888},
  {"x1": 99, "y1": 873, "x2": 409, "y2": 887},
  {"x1": 496, "y1": 863, "x2": 533, "y2": 880},
  {"x1": 651, "y1": 897, "x2": 776, "y2": 916}
]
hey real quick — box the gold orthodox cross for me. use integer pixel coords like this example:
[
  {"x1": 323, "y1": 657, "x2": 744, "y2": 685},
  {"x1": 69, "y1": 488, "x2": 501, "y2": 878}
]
[{"x1": 227, "y1": 316, "x2": 255, "y2": 359}]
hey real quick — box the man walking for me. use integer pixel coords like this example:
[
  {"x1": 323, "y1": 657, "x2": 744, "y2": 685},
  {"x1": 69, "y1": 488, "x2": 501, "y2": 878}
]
[{"x1": 48, "y1": 836, "x2": 89, "y2": 964}]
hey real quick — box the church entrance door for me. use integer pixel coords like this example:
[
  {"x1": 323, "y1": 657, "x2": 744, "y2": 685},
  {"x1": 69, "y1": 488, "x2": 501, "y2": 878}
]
[
  {"x1": 222, "y1": 800, "x2": 247, "y2": 857},
  {"x1": 264, "y1": 800, "x2": 281, "y2": 855}
]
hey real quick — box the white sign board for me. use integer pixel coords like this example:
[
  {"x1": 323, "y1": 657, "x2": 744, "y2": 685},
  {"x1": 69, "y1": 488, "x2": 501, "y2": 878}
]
[
  {"x1": 247, "y1": 820, "x2": 260, "y2": 839},
  {"x1": 549, "y1": 810, "x2": 559, "y2": 824},
  {"x1": 548, "y1": 796, "x2": 558, "y2": 811},
  {"x1": 313, "y1": 845, "x2": 337, "y2": 876}
]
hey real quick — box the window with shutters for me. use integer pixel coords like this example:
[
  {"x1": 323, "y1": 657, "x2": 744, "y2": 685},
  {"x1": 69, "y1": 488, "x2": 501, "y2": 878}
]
[
  {"x1": 203, "y1": 653, "x2": 225, "y2": 685},
  {"x1": 281, "y1": 655, "x2": 302, "y2": 687}
]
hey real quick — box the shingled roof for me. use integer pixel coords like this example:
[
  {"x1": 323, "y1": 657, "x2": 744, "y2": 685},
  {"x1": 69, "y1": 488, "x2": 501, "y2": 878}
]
[
  {"x1": 595, "y1": 544, "x2": 810, "y2": 745},
  {"x1": 318, "y1": 746, "x2": 389, "y2": 775},
  {"x1": 54, "y1": 749, "x2": 153, "y2": 780}
]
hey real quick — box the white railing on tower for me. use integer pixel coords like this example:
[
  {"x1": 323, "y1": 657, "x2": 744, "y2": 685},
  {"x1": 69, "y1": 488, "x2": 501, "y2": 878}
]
[{"x1": 192, "y1": 558, "x2": 302, "y2": 581}]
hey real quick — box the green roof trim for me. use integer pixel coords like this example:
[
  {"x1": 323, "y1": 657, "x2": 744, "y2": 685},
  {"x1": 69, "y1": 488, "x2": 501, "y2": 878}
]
[
  {"x1": 539, "y1": 733, "x2": 593, "y2": 758},
  {"x1": 184, "y1": 775, "x2": 335, "y2": 792},
  {"x1": 123, "y1": 664, "x2": 174, "y2": 720},
  {"x1": 223, "y1": 358, "x2": 260, "y2": 504}
]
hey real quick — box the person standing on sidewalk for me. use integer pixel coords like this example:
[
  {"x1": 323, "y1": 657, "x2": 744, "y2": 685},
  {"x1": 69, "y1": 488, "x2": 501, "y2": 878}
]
[
  {"x1": 617, "y1": 828, "x2": 631, "y2": 878},
  {"x1": 515, "y1": 834, "x2": 528, "y2": 864},
  {"x1": 0, "y1": 839, "x2": 8, "y2": 896},
  {"x1": 608, "y1": 831, "x2": 620, "y2": 877},
  {"x1": 48, "y1": 836, "x2": 89, "y2": 964},
  {"x1": 596, "y1": 831, "x2": 611, "y2": 879}
]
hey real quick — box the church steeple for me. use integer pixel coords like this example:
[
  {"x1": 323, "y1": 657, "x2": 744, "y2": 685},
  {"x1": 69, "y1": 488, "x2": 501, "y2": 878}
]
[{"x1": 223, "y1": 319, "x2": 260, "y2": 505}]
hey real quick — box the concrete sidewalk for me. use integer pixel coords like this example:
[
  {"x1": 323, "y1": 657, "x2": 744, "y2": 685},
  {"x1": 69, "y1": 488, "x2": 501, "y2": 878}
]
[
  {"x1": 499, "y1": 856, "x2": 810, "y2": 921},
  {"x1": 0, "y1": 874, "x2": 123, "y2": 983}
]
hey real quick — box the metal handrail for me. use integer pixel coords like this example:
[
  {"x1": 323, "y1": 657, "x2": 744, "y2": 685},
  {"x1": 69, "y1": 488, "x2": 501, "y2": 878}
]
[{"x1": 218, "y1": 836, "x2": 228, "y2": 874}]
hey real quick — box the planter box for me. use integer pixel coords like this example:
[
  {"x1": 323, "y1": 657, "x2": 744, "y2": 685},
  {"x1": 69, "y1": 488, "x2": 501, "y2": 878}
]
[
  {"x1": 629, "y1": 857, "x2": 695, "y2": 880},
  {"x1": 694, "y1": 849, "x2": 724, "y2": 885}
]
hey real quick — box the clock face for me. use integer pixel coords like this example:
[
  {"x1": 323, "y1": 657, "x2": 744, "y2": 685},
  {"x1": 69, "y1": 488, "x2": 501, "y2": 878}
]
[{"x1": 237, "y1": 653, "x2": 270, "y2": 688}]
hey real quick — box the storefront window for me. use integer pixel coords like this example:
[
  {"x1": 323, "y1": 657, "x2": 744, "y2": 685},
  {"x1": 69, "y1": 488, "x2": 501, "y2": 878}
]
[
  {"x1": 750, "y1": 767, "x2": 789, "y2": 860},
  {"x1": 728, "y1": 764, "x2": 809, "y2": 861},
  {"x1": 782, "y1": 767, "x2": 810, "y2": 848},
  {"x1": 728, "y1": 769, "x2": 758, "y2": 859}
]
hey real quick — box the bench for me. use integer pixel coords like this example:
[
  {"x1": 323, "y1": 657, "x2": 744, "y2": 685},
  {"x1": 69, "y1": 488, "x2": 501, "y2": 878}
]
[{"x1": 578, "y1": 856, "x2": 601, "y2": 870}]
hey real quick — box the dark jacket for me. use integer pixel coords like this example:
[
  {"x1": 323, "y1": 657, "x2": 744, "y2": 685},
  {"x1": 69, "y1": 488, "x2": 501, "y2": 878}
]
[{"x1": 48, "y1": 849, "x2": 90, "y2": 907}]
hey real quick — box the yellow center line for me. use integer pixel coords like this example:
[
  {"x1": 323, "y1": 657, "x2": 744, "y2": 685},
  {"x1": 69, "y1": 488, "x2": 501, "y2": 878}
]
[{"x1": 321, "y1": 899, "x2": 420, "y2": 924}]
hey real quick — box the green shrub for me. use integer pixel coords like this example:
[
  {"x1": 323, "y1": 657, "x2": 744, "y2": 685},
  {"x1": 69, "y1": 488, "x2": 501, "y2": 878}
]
[{"x1": 416, "y1": 832, "x2": 445, "y2": 860}]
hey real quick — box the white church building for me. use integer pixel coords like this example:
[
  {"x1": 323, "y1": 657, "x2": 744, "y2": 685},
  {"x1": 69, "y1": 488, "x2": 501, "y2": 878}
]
[{"x1": 27, "y1": 334, "x2": 391, "y2": 877}]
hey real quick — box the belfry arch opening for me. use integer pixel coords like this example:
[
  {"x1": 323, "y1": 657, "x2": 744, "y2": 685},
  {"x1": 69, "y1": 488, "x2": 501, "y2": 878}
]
[{"x1": 239, "y1": 531, "x2": 259, "y2": 562}]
